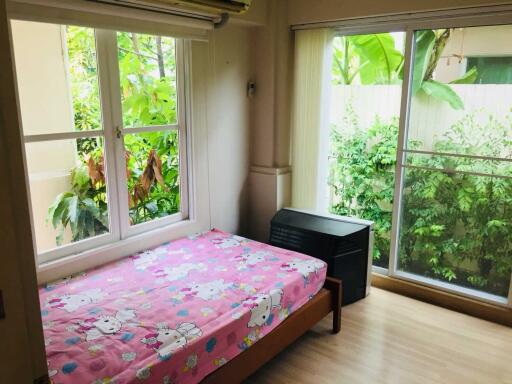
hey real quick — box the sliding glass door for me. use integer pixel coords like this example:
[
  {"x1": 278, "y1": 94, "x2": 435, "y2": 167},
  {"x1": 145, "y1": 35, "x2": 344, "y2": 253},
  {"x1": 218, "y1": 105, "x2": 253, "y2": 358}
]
[
  {"x1": 328, "y1": 31, "x2": 405, "y2": 269},
  {"x1": 328, "y1": 20, "x2": 512, "y2": 305},
  {"x1": 394, "y1": 25, "x2": 512, "y2": 301}
]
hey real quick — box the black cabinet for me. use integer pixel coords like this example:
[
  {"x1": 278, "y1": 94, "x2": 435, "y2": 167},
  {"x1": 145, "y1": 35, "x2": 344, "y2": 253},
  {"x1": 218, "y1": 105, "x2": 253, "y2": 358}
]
[{"x1": 270, "y1": 208, "x2": 373, "y2": 305}]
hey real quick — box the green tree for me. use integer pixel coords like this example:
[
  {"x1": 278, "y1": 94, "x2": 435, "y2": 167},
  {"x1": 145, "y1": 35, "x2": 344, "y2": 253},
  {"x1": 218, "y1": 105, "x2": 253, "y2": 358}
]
[
  {"x1": 332, "y1": 31, "x2": 477, "y2": 108},
  {"x1": 329, "y1": 111, "x2": 512, "y2": 296},
  {"x1": 412, "y1": 29, "x2": 477, "y2": 110},
  {"x1": 332, "y1": 33, "x2": 404, "y2": 85},
  {"x1": 329, "y1": 108, "x2": 398, "y2": 265},
  {"x1": 48, "y1": 28, "x2": 180, "y2": 243},
  {"x1": 47, "y1": 163, "x2": 108, "y2": 245},
  {"x1": 400, "y1": 114, "x2": 512, "y2": 295}
]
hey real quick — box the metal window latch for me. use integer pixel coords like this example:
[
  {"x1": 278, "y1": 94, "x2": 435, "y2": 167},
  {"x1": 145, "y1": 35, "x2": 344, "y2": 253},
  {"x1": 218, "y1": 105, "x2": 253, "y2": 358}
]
[{"x1": 115, "y1": 127, "x2": 122, "y2": 139}]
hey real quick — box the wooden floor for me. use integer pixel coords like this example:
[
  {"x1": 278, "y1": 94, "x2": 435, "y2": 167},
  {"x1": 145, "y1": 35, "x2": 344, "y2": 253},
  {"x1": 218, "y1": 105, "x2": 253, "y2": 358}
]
[{"x1": 244, "y1": 288, "x2": 512, "y2": 384}]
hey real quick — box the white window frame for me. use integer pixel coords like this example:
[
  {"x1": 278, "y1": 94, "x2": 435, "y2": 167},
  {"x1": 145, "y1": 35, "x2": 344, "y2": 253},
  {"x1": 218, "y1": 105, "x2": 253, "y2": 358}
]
[
  {"x1": 310, "y1": 6, "x2": 512, "y2": 308},
  {"x1": 13, "y1": 19, "x2": 192, "y2": 265},
  {"x1": 97, "y1": 29, "x2": 189, "y2": 239}
]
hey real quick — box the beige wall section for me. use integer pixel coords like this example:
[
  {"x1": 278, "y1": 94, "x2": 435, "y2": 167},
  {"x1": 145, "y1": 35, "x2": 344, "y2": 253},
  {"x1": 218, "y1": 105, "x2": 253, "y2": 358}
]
[
  {"x1": 247, "y1": 0, "x2": 292, "y2": 241},
  {"x1": 249, "y1": 168, "x2": 291, "y2": 241},
  {"x1": 250, "y1": 0, "x2": 291, "y2": 168},
  {"x1": 208, "y1": 24, "x2": 251, "y2": 235},
  {"x1": 288, "y1": 0, "x2": 512, "y2": 25},
  {"x1": 231, "y1": 0, "x2": 268, "y2": 26}
]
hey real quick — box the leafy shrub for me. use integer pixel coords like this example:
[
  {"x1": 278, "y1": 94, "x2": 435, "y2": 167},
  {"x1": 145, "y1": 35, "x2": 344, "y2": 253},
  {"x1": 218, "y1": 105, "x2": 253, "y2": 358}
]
[
  {"x1": 125, "y1": 130, "x2": 180, "y2": 225},
  {"x1": 47, "y1": 29, "x2": 180, "y2": 244},
  {"x1": 332, "y1": 30, "x2": 477, "y2": 109},
  {"x1": 329, "y1": 107, "x2": 397, "y2": 268},
  {"x1": 329, "y1": 111, "x2": 512, "y2": 296},
  {"x1": 47, "y1": 162, "x2": 108, "y2": 245}
]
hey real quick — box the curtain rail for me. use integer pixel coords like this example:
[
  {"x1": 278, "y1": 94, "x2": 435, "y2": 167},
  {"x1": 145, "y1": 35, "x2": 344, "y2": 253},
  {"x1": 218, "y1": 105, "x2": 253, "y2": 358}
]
[
  {"x1": 291, "y1": 4, "x2": 512, "y2": 31},
  {"x1": 87, "y1": 0, "x2": 218, "y2": 22}
]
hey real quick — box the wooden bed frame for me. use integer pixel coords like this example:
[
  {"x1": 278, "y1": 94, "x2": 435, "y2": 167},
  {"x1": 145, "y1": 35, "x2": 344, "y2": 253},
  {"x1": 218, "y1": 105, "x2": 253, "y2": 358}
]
[
  {"x1": 35, "y1": 277, "x2": 342, "y2": 384},
  {"x1": 202, "y1": 277, "x2": 342, "y2": 383}
]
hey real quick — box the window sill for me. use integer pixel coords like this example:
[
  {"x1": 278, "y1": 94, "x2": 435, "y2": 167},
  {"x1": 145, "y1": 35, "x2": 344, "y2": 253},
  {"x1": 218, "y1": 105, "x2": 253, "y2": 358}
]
[
  {"x1": 37, "y1": 218, "x2": 206, "y2": 284},
  {"x1": 371, "y1": 273, "x2": 512, "y2": 327}
]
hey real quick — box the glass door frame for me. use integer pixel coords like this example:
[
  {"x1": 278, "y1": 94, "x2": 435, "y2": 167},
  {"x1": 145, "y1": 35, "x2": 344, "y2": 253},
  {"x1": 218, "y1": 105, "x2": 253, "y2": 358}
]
[{"x1": 330, "y1": 10, "x2": 512, "y2": 307}]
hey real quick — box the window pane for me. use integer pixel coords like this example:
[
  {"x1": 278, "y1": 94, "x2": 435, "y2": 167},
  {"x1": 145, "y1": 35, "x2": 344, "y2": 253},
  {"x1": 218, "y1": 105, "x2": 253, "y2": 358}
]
[
  {"x1": 328, "y1": 32, "x2": 405, "y2": 269},
  {"x1": 25, "y1": 138, "x2": 110, "y2": 253},
  {"x1": 398, "y1": 167, "x2": 512, "y2": 298},
  {"x1": 398, "y1": 25, "x2": 512, "y2": 298},
  {"x1": 467, "y1": 57, "x2": 512, "y2": 84},
  {"x1": 117, "y1": 32, "x2": 177, "y2": 128},
  {"x1": 11, "y1": 20, "x2": 102, "y2": 134},
  {"x1": 407, "y1": 25, "x2": 512, "y2": 155},
  {"x1": 124, "y1": 130, "x2": 180, "y2": 225}
]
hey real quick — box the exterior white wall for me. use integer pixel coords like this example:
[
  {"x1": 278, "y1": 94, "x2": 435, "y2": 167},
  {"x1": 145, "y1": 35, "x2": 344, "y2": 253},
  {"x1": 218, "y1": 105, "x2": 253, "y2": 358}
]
[
  {"x1": 436, "y1": 25, "x2": 512, "y2": 83},
  {"x1": 10, "y1": 21, "x2": 74, "y2": 136},
  {"x1": 331, "y1": 84, "x2": 512, "y2": 151},
  {"x1": 11, "y1": 20, "x2": 75, "y2": 252}
]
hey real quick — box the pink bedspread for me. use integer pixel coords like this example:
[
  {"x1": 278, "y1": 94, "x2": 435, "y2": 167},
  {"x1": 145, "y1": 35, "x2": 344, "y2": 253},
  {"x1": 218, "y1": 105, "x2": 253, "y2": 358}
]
[{"x1": 40, "y1": 229, "x2": 327, "y2": 384}]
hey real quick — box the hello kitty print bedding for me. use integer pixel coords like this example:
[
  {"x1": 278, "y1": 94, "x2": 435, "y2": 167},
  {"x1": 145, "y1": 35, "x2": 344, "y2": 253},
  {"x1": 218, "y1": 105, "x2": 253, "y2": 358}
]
[{"x1": 40, "y1": 229, "x2": 327, "y2": 384}]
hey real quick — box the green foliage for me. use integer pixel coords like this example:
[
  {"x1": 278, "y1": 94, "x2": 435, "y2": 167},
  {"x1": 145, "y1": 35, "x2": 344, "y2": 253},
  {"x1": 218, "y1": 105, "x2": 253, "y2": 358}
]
[
  {"x1": 332, "y1": 30, "x2": 477, "y2": 109},
  {"x1": 450, "y1": 67, "x2": 478, "y2": 84},
  {"x1": 332, "y1": 33, "x2": 403, "y2": 85},
  {"x1": 329, "y1": 111, "x2": 512, "y2": 296},
  {"x1": 411, "y1": 30, "x2": 437, "y2": 94},
  {"x1": 125, "y1": 130, "x2": 180, "y2": 224},
  {"x1": 66, "y1": 26, "x2": 101, "y2": 132},
  {"x1": 47, "y1": 163, "x2": 108, "y2": 245},
  {"x1": 421, "y1": 80, "x2": 464, "y2": 110},
  {"x1": 411, "y1": 29, "x2": 477, "y2": 111},
  {"x1": 329, "y1": 108, "x2": 397, "y2": 267},
  {"x1": 47, "y1": 29, "x2": 180, "y2": 245},
  {"x1": 117, "y1": 32, "x2": 177, "y2": 127}
]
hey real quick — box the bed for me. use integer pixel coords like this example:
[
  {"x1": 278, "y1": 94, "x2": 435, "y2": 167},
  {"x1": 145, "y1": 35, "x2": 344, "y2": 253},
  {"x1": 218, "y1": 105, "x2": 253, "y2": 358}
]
[{"x1": 39, "y1": 229, "x2": 341, "y2": 384}]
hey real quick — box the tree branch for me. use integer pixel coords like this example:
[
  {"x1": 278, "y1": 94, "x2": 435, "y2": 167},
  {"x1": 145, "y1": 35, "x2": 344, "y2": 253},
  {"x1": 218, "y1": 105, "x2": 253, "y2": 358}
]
[
  {"x1": 119, "y1": 46, "x2": 158, "y2": 62},
  {"x1": 156, "y1": 36, "x2": 166, "y2": 79}
]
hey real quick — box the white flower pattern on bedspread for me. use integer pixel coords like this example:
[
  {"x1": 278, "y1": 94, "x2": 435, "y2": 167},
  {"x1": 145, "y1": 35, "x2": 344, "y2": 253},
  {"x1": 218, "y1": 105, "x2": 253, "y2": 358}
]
[{"x1": 39, "y1": 229, "x2": 326, "y2": 384}]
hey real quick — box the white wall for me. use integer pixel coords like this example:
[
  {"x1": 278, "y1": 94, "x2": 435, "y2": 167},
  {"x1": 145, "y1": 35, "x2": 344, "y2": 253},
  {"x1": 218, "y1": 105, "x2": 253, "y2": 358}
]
[{"x1": 208, "y1": 24, "x2": 251, "y2": 235}]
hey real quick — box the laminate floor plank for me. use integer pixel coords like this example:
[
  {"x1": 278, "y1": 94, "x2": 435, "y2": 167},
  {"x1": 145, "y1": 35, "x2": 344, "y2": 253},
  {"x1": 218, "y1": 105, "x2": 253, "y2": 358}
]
[{"x1": 244, "y1": 288, "x2": 512, "y2": 384}]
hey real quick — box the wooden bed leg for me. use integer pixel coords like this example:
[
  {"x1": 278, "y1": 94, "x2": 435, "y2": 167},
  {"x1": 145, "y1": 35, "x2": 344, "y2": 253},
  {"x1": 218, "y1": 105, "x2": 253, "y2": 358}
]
[{"x1": 324, "y1": 277, "x2": 342, "y2": 334}]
